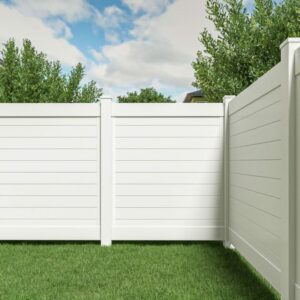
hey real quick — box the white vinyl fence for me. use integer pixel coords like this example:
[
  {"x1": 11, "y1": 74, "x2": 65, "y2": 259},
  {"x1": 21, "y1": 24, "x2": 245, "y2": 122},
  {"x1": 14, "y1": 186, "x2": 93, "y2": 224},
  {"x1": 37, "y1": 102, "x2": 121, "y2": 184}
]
[
  {"x1": 224, "y1": 38, "x2": 300, "y2": 300},
  {"x1": 110, "y1": 103, "x2": 224, "y2": 241},
  {"x1": 0, "y1": 104, "x2": 101, "y2": 240},
  {"x1": 0, "y1": 101, "x2": 224, "y2": 244},
  {"x1": 0, "y1": 38, "x2": 300, "y2": 300}
]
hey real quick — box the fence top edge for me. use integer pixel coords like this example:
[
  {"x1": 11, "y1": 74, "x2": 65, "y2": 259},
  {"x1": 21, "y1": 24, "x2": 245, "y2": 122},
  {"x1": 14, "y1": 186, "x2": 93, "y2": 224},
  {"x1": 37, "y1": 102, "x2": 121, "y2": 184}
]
[
  {"x1": 111, "y1": 103, "x2": 224, "y2": 117},
  {"x1": 0, "y1": 103, "x2": 101, "y2": 117}
]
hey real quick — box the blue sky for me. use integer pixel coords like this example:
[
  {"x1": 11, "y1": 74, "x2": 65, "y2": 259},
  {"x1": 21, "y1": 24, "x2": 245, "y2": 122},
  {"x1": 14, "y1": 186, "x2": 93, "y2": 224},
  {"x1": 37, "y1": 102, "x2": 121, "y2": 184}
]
[{"x1": 0, "y1": 0, "x2": 254, "y2": 101}]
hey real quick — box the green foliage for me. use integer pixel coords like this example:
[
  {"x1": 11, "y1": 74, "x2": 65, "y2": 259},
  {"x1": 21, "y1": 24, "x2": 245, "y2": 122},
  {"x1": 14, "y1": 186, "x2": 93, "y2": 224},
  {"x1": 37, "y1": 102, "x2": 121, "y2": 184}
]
[
  {"x1": 0, "y1": 39, "x2": 102, "y2": 102},
  {"x1": 0, "y1": 242, "x2": 279, "y2": 299},
  {"x1": 118, "y1": 87, "x2": 175, "y2": 103},
  {"x1": 192, "y1": 0, "x2": 300, "y2": 102}
]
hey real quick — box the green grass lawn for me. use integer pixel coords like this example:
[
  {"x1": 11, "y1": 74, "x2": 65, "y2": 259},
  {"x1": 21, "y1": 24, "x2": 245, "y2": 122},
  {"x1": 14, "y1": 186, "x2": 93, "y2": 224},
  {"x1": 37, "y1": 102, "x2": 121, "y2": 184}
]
[{"x1": 0, "y1": 242, "x2": 279, "y2": 300}]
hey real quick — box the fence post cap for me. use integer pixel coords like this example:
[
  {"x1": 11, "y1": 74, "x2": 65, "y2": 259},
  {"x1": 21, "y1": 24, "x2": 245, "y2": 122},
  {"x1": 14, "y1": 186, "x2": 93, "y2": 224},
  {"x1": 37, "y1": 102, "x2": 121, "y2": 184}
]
[
  {"x1": 280, "y1": 38, "x2": 300, "y2": 50},
  {"x1": 223, "y1": 95, "x2": 235, "y2": 104},
  {"x1": 100, "y1": 95, "x2": 113, "y2": 101}
]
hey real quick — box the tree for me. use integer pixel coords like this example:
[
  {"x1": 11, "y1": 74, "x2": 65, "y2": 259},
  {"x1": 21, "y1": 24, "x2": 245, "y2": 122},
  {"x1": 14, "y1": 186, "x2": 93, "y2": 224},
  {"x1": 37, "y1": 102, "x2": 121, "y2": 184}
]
[
  {"x1": 0, "y1": 39, "x2": 102, "y2": 102},
  {"x1": 192, "y1": 0, "x2": 300, "y2": 102},
  {"x1": 118, "y1": 87, "x2": 175, "y2": 103}
]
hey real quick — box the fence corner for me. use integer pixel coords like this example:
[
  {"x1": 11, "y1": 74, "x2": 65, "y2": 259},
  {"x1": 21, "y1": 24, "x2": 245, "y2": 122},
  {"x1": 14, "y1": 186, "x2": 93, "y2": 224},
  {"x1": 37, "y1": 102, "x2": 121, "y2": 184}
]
[{"x1": 223, "y1": 95, "x2": 235, "y2": 249}]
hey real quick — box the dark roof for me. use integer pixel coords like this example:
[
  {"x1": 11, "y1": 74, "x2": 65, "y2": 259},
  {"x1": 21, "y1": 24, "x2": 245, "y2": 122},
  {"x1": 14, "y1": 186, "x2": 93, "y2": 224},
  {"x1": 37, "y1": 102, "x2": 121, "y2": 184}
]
[{"x1": 184, "y1": 90, "x2": 204, "y2": 103}]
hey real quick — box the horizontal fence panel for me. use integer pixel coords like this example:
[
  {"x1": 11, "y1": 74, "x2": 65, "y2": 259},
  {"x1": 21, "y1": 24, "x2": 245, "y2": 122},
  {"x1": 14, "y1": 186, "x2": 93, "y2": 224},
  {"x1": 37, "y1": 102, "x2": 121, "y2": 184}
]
[
  {"x1": 115, "y1": 195, "x2": 221, "y2": 208},
  {"x1": 113, "y1": 112, "x2": 223, "y2": 241},
  {"x1": 0, "y1": 195, "x2": 98, "y2": 207},
  {"x1": 112, "y1": 103, "x2": 224, "y2": 117},
  {"x1": 228, "y1": 57, "x2": 283, "y2": 293},
  {"x1": 116, "y1": 207, "x2": 221, "y2": 220},
  {"x1": 0, "y1": 108, "x2": 100, "y2": 241},
  {"x1": 116, "y1": 149, "x2": 222, "y2": 161},
  {"x1": 115, "y1": 184, "x2": 221, "y2": 196},
  {"x1": 115, "y1": 173, "x2": 222, "y2": 184},
  {"x1": 0, "y1": 137, "x2": 97, "y2": 149},
  {"x1": 115, "y1": 160, "x2": 222, "y2": 173},
  {"x1": 116, "y1": 126, "x2": 222, "y2": 137}
]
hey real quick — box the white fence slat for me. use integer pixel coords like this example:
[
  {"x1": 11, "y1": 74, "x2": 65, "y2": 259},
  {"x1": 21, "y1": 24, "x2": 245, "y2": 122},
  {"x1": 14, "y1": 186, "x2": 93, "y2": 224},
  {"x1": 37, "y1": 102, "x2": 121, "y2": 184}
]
[
  {"x1": 116, "y1": 148, "x2": 222, "y2": 161},
  {"x1": 116, "y1": 125, "x2": 222, "y2": 137},
  {"x1": 115, "y1": 137, "x2": 222, "y2": 149},
  {"x1": 0, "y1": 161, "x2": 98, "y2": 172},
  {"x1": 115, "y1": 160, "x2": 223, "y2": 173},
  {"x1": 114, "y1": 117, "x2": 223, "y2": 126},
  {"x1": 0, "y1": 137, "x2": 97, "y2": 149},
  {"x1": 0, "y1": 195, "x2": 98, "y2": 207},
  {"x1": 115, "y1": 195, "x2": 221, "y2": 208},
  {"x1": 115, "y1": 184, "x2": 221, "y2": 196},
  {"x1": 0, "y1": 126, "x2": 97, "y2": 137},
  {"x1": 116, "y1": 207, "x2": 221, "y2": 220},
  {"x1": 115, "y1": 173, "x2": 222, "y2": 184}
]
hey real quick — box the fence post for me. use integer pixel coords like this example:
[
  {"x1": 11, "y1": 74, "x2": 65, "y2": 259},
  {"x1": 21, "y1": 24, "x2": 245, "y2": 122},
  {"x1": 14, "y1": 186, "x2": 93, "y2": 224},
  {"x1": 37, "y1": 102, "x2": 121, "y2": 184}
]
[
  {"x1": 223, "y1": 95, "x2": 235, "y2": 249},
  {"x1": 280, "y1": 38, "x2": 300, "y2": 300},
  {"x1": 100, "y1": 96, "x2": 113, "y2": 246}
]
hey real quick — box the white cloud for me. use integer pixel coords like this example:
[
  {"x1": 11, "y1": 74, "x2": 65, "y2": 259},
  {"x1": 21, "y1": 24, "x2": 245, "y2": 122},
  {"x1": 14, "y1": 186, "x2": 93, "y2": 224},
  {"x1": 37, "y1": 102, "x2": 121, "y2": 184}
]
[
  {"x1": 89, "y1": 49, "x2": 104, "y2": 62},
  {"x1": 11, "y1": 1, "x2": 126, "y2": 43},
  {"x1": 88, "y1": 0, "x2": 216, "y2": 99},
  {"x1": 10, "y1": 0, "x2": 91, "y2": 22},
  {"x1": 122, "y1": 0, "x2": 174, "y2": 15},
  {"x1": 95, "y1": 5, "x2": 126, "y2": 29},
  {"x1": 49, "y1": 19, "x2": 73, "y2": 40},
  {"x1": 0, "y1": 3, "x2": 86, "y2": 66}
]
